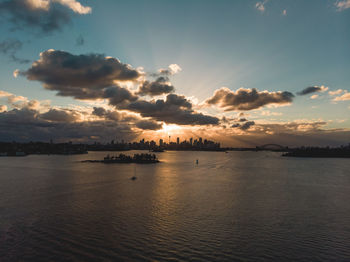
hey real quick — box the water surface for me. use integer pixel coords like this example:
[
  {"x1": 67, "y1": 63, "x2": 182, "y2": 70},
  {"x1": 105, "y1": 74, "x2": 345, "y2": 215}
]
[{"x1": 0, "y1": 151, "x2": 349, "y2": 261}]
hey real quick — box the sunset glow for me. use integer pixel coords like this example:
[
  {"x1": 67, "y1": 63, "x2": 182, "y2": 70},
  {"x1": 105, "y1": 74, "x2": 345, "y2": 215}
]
[{"x1": 0, "y1": 0, "x2": 349, "y2": 147}]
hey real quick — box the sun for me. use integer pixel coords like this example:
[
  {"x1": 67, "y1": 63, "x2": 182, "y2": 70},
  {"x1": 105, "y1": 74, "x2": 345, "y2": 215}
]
[{"x1": 158, "y1": 123, "x2": 182, "y2": 135}]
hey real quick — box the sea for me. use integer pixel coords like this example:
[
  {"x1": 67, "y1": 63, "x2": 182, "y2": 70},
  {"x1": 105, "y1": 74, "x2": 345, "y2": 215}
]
[{"x1": 0, "y1": 151, "x2": 349, "y2": 261}]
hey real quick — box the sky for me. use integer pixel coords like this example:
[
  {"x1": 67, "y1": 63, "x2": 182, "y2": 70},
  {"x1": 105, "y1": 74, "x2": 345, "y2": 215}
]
[{"x1": 0, "y1": 0, "x2": 349, "y2": 147}]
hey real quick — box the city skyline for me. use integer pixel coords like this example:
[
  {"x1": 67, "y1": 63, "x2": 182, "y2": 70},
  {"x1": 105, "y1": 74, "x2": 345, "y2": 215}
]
[{"x1": 0, "y1": 0, "x2": 350, "y2": 147}]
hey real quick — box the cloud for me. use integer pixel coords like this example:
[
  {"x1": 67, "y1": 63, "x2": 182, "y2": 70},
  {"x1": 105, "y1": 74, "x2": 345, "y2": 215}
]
[
  {"x1": 52, "y1": 0, "x2": 91, "y2": 14},
  {"x1": 92, "y1": 107, "x2": 162, "y2": 130},
  {"x1": 206, "y1": 87, "x2": 294, "y2": 111},
  {"x1": 135, "y1": 120, "x2": 162, "y2": 130},
  {"x1": 310, "y1": 94, "x2": 319, "y2": 99},
  {"x1": 335, "y1": 0, "x2": 350, "y2": 11},
  {"x1": 0, "y1": 107, "x2": 138, "y2": 142},
  {"x1": 260, "y1": 110, "x2": 282, "y2": 116},
  {"x1": 21, "y1": 50, "x2": 141, "y2": 103},
  {"x1": 125, "y1": 94, "x2": 220, "y2": 126},
  {"x1": 23, "y1": 50, "x2": 141, "y2": 87},
  {"x1": 255, "y1": 0, "x2": 268, "y2": 12},
  {"x1": 158, "y1": 64, "x2": 182, "y2": 76},
  {"x1": 0, "y1": 38, "x2": 21, "y2": 54},
  {"x1": 297, "y1": 85, "x2": 328, "y2": 95},
  {"x1": 232, "y1": 120, "x2": 255, "y2": 130},
  {"x1": 0, "y1": 0, "x2": 91, "y2": 33},
  {"x1": 0, "y1": 105, "x2": 7, "y2": 112},
  {"x1": 92, "y1": 106, "x2": 109, "y2": 117},
  {"x1": 137, "y1": 77, "x2": 175, "y2": 96},
  {"x1": 213, "y1": 119, "x2": 350, "y2": 147},
  {"x1": 40, "y1": 108, "x2": 81, "y2": 122},
  {"x1": 0, "y1": 90, "x2": 13, "y2": 97},
  {"x1": 104, "y1": 86, "x2": 138, "y2": 107},
  {"x1": 21, "y1": 50, "x2": 219, "y2": 127},
  {"x1": 0, "y1": 39, "x2": 30, "y2": 64},
  {"x1": 26, "y1": 0, "x2": 50, "y2": 10},
  {"x1": 0, "y1": 90, "x2": 49, "y2": 110},
  {"x1": 13, "y1": 69, "x2": 19, "y2": 77},
  {"x1": 92, "y1": 107, "x2": 123, "y2": 121},
  {"x1": 329, "y1": 89, "x2": 345, "y2": 96},
  {"x1": 333, "y1": 92, "x2": 350, "y2": 101}
]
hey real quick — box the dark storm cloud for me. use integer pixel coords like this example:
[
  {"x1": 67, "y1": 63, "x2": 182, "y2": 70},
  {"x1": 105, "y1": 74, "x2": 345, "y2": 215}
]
[
  {"x1": 0, "y1": 39, "x2": 30, "y2": 64},
  {"x1": 231, "y1": 120, "x2": 255, "y2": 130},
  {"x1": 21, "y1": 50, "x2": 140, "y2": 104},
  {"x1": 92, "y1": 107, "x2": 108, "y2": 117},
  {"x1": 297, "y1": 86, "x2": 328, "y2": 96},
  {"x1": 137, "y1": 77, "x2": 175, "y2": 96},
  {"x1": 135, "y1": 120, "x2": 162, "y2": 130},
  {"x1": 23, "y1": 50, "x2": 141, "y2": 89},
  {"x1": 240, "y1": 121, "x2": 255, "y2": 130},
  {"x1": 92, "y1": 107, "x2": 162, "y2": 130},
  {"x1": 21, "y1": 50, "x2": 218, "y2": 127},
  {"x1": 206, "y1": 87, "x2": 294, "y2": 111},
  {"x1": 40, "y1": 108, "x2": 80, "y2": 122},
  {"x1": 92, "y1": 107, "x2": 122, "y2": 121},
  {"x1": 104, "y1": 86, "x2": 138, "y2": 106},
  {"x1": 125, "y1": 94, "x2": 219, "y2": 126},
  {"x1": 0, "y1": 107, "x2": 138, "y2": 142},
  {"x1": 0, "y1": 0, "x2": 71, "y2": 33}
]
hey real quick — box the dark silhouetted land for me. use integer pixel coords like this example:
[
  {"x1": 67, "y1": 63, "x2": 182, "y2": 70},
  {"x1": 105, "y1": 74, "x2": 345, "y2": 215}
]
[{"x1": 282, "y1": 145, "x2": 350, "y2": 158}]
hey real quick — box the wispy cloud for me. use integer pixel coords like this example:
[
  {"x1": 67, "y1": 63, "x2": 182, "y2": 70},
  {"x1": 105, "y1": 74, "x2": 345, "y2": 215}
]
[
  {"x1": 335, "y1": 0, "x2": 350, "y2": 11},
  {"x1": 297, "y1": 85, "x2": 328, "y2": 96},
  {"x1": 0, "y1": 0, "x2": 91, "y2": 34},
  {"x1": 0, "y1": 39, "x2": 30, "y2": 64},
  {"x1": 333, "y1": 91, "x2": 350, "y2": 101},
  {"x1": 329, "y1": 89, "x2": 345, "y2": 96},
  {"x1": 52, "y1": 0, "x2": 91, "y2": 14},
  {"x1": 255, "y1": 0, "x2": 268, "y2": 13}
]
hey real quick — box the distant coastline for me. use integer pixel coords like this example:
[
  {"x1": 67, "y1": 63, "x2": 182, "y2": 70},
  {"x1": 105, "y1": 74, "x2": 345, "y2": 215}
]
[
  {"x1": 282, "y1": 145, "x2": 350, "y2": 158},
  {"x1": 1, "y1": 141, "x2": 350, "y2": 158}
]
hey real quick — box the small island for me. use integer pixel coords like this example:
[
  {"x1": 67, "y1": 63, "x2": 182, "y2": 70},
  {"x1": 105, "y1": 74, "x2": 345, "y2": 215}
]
[{"x1": 82, "y1": 153, "x2": 160, "y2": 164}]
